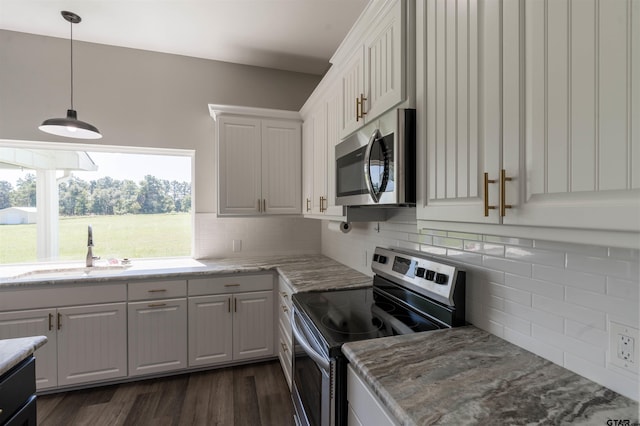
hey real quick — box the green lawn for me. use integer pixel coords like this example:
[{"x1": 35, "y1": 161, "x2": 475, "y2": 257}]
[{"x1": 0, "y1": 213, "x2": 191, "y2": 264}]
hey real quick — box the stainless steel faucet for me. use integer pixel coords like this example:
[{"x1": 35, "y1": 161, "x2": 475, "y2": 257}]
[{"x1": 86, "y1": 225, "x2": 99, "y2": 267}]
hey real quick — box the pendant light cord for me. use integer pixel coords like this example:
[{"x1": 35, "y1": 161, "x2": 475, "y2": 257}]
[{"x1": 69, "y1": 18, "x2": 74, "y2": 110}]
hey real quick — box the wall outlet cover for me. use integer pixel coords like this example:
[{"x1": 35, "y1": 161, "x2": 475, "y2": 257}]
[{"x1": 609, "y1": 321, "x2": 640, "y2": 374}]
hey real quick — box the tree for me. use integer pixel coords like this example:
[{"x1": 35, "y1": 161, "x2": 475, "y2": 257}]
[
  {"x1": 11, "y1": 174, "x2": 36, "y2": 207},
  {"x1": 59, "y1": 176, "x2": 90, "y2": 216},
  {"x1": 137, "y1": 175, "x2": 174, "y2": 214},
  {"x1": 0, "y1": 181, "x2": 12, "y2": 209}
]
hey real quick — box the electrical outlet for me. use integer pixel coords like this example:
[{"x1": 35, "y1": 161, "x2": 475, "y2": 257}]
[
  {"x1": 232, "y1": 240, "x2": 242, "y2": 253},
  {"x1": 609, "y1": 321, "x2": 640, "y2": 373}
]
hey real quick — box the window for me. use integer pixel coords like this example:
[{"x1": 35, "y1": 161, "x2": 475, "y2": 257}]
[{"x1": 0, "y1": 141, "x2": 193, "y2": 265}]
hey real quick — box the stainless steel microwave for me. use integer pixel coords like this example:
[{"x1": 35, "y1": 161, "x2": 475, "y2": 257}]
[{"x1": 335, "y1": 108, "x2": 416, "y2": 206}]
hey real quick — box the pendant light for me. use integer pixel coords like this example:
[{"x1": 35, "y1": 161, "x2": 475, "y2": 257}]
[{"x1": 39, "y1": 11, "x2": 102, "y2": 140}]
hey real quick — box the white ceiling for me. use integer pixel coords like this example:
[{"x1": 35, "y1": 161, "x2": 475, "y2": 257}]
[{"x1": 0, "y1": 0, "x2": 369, "y2": 75}]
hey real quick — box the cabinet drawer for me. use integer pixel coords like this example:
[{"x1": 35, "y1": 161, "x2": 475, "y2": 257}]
[
  {"x1": 347, "y1": 364, "x2": 397, "y2": 426},
  {"x1": 188, "y1": 274, "x2": 273, "y2": 296},
  {"x1": 278, "y1": 321, "x2": 292, "y2": 390},
  {"x1": 278, "y1": 277, "x2": 294, "y2": 307},
  {"x1": 0, "y1": 356, "x2": 35, "y2": 425},
  {"x1": 0, "y1": 284, "x2": 126, "y2": 311},
  {"x1": 128, "y1": 280, "x2": 187, "y2": 301}
]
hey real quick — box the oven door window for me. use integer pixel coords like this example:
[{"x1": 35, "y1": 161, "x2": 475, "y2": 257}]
[{"x1": 293, "y1": 349, "x2": 325, "y2": 426}]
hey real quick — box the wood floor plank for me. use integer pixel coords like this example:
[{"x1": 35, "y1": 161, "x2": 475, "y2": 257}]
[{"x1": 37, "y1": 361, "x2": 293, "y2": 426}]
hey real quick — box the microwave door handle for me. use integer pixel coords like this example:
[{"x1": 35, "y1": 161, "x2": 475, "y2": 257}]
[
  {"x1": 291, "y1": 310, "x2": 331, "y2": 370},
  {"x1": 363, "y1": 129, "x2": 381, "y2": 203}
]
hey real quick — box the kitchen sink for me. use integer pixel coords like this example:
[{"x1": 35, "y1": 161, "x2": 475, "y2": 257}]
[{"x1": 4, "y1": 264, "x2": 132, "y2": 281}]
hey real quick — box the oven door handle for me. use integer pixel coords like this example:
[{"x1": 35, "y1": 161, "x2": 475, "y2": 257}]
[{"x1": 291, "y1": 310, "x2": 331, "y2": 371}]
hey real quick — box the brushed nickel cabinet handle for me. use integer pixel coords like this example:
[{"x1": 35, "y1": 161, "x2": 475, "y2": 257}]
[
  {"x1": 234, "y1": 298, "x2": 237, "y2": 313},
  {"x1": 57, "y1": 313, "x2": 62, "y2": 330},
  {"x1": 257, "y1": 199, "x2": 262, "y2": 212},
  {"x1": 147, "y1": 303, "x2": 166, "y2": 308},
  {"x1": 280, "y1": 292, "x2": 288, "y2": 299},
  {"x1": 148, "y1": 289, "x2": 167, "y2": 293},
  {"x1": 263, "y1": 199, "x2": 266, "y2": 213},
  {"x1": 356, "y1": 97, "x2": 361, "y2": 121},
  {"x1": 224, "y1": 283, "x2": 240, "y2": 287},
  {"x1": 228, "y1": 298, "x2": 231, "y2": 313},
  {"x1": 281, "y1": 342, "x2": 288, "y2": 353},
  {"x1": 49, "y1": 313, "x2": 53, "y2": 331},
  {"x1": 306, "y1": 198, "x2": 311, "y2": 212},
  {"x1": 281, "y1": 305, "x2": 289, "y2": 313},
  {"x1": 483, "y1": 172, "x2": 497, "y2": 217}
]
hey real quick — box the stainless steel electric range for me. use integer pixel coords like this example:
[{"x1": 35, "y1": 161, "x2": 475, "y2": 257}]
[{"x1": 291, "y1": 246, "x2": 466, "y2": 426}]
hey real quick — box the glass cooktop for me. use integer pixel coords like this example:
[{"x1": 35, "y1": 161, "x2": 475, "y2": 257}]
[{"x1": 292, "y1": 286, "x2": 442, "y2": 358}]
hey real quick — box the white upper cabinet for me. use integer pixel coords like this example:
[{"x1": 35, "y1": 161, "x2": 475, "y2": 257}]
[
  {"x1": 417, "y1": 0, "x2": 639, "y2": 243},
  {"x1": 211, "y1": 105, "x2": 302, "y2": 216},
  {"x1": 301, "y1": 80, "x2": 345, "y2": 219},
  {"x1": 338, "y1": 0, "x2": 408, "y2": 139},
  {"x1": 504, "y1": 0, "x2": 640, "y2": 231}
]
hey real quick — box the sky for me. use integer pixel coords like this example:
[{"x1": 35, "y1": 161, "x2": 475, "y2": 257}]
[{"x1": 1, "y1": 151, "x2": 192, "y2": 186}]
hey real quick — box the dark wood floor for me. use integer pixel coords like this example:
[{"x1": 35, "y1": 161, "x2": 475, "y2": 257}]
[{"x1": 36, "y1": 361, "x2": 295, "y2": 426}]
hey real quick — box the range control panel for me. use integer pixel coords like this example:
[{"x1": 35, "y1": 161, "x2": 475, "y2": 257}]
[{"x1": 371, "y1": 247, "x2": 462, "y2": 307}]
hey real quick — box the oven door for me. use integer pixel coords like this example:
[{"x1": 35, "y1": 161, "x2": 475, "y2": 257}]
[{"x1": 291, "y1": 306, "x2": 335, "y2": 426}]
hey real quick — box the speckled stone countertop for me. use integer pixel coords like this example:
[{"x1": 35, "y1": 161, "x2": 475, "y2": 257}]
[
  {"x1": 0, "y1": 254, "x2": 372, "y2": 293},
  {"x1": 343, "y1": 326, "x2": 639, "y2": 425},
  {"x1": 0, "y1": 336, "x2": 47, "y2": 376}
]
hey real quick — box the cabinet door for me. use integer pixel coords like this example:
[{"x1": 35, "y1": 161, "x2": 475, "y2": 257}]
[
  {"x1": 311, "y1": 106, "x2": 327, "y2": 215},
  {"x1": 57, "y1": 303, "x2": 127, "y2": 386},
  {"x1": 128, "y1": 299, "x2": 187, "y2": 376},
  {"x1": 0, "y1": 309, "x2": 57, "y2": 390},
  {"x1": 302, "y1": 118, "x2": 314, "y2": 214},
  {"x1": 364, "y1": 0, "x2": 405, "y2": 121},
  {"x1": 232, "y1": 291, "x2": 274, "y2": 361},
  {"x1": 218, "y1": 116, "x2": 262, "y2": 215},
  {"x1": 325, "y1": 82, "x2": 345, "y2": 216},
  {"x1": 188, "y1": 295, "x2": 233, "y2": 367},
  {"x1": 502, "y1": 0, "x2": 640, "y2": 231},
  {"x1": 261, "y1": 119, "x2": 302, "y2": 214},
  {"x1": 418, "y1": 0, "x2": 501, "y2": 223},
  {"x1": 340, "y1": 46, "x2": 365, "y2": 139}
]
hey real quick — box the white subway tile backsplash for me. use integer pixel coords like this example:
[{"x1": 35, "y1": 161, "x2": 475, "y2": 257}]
[
  {"x1": 532, "y1": 324, "x2": 606, "y2": 367},
  {"x1": 606, "y1": 276, "x2": 640, "y2": 300},
  {"x1": 447, "y1": 231, "x2": 482, "y2": 241},
  {"x1": 432, "y1": 236, "x2": 464, "y2": 250},
  {"x1": 534, "y1": 239, "x2": 609, "y2": 257},
  {"x1": 446, "y1": 249, "x2": 483, "y2": 266},
  {"x1": 564, "y1": 318, "x2": 609, "y2": 348},
  {"x1": 503, "y1": 300, "x2": 564, "y2": 333},
  {"x1": 532, "y1": 265, "x2": 606, "y2": 294},
  {"x1": 565, "y1": 287, "x2": 638, "y2": 323},
  {"x1": 320, "y1": 218, "x2": 639, "y2": 401},
  {"x1": 566, "y1": 252, "x2": 640, "y2": 281},
  {"x1": 482, "y1": 255, "x2": 532, "y2": 277},
  {"x1": 608, "y1": 247, "x2": 640, "y2": 261},
  {"x1": 503, "y1": 327, "x2": 564, "y2": 365},
  {"x1": 488, "y1": 282, "x2": 532, "y2": 306},
  {"x1": 463, "y1": 241, "x2": 505, "y2": 256},
  {"x1": 483, "y1": 234, "x2": 533, "y2": 247},
  {"x1": 505, "y1": 246, "x2": 565, "y2": 268},
  {"x1": 419, "y1": 245, "x2": 447, "y2": 256},
  {"x1": 532, "y1": 294, "x2": 607, "y2": 330},
  {"x1": 505, "y1": 274, "x2": 564, "y2": 300}
]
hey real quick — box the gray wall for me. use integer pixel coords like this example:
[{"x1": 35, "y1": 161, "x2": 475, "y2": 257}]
[{"x1": 0, "y1": 30, "x2": 321, "y2": 212}]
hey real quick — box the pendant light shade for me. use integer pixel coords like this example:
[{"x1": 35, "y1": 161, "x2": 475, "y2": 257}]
[{"x1": 39, "y1": 11, "x2": 102, "y2": 140}]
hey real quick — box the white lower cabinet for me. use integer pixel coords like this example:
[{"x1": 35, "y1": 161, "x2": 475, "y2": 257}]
[
  {"x1": 127, "y1": 279, "x2": 188, "y2": 377},
  {"x1": 347, "y1": 364, "x2": 397, "y2": 426},
  {"x1": 0, "y1": 302, "x2": 127, "y2": 390},
  {"x1": 188, "y1": 274, "x2": 274, "y2": 368},
  {"x1": 276, "y1": 277, "x2": 294, "y2": 389},
  {"x1": 188, "y1": 295, "x2": 233, "y2": 366}
]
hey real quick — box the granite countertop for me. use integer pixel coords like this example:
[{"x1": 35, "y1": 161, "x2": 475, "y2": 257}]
[
  {"x1": 343, "y1": 326, "x2": 639, "y2": 425},
  {"x1": 0, "y1": 254, "x2": 372, "y2": 293},
  {"x1": 0, "y1": 336, "x2": 48, "y2": 376}
]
